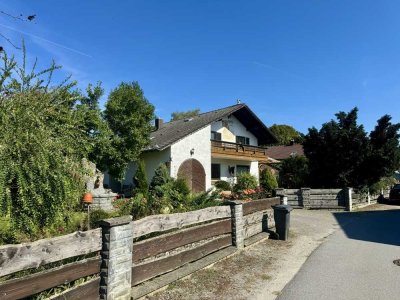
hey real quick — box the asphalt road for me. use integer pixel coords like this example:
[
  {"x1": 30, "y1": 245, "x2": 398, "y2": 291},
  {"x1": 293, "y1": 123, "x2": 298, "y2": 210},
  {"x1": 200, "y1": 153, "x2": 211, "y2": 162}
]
[{"x1": 278, "y1": 206, "x2": 400, "y2": 300}]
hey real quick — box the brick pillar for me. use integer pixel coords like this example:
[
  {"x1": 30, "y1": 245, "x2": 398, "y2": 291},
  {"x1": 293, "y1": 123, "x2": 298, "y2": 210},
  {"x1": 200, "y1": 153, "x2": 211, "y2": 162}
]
[
  {"x1": 345, "y1": 187, "x2": 353, "y2": 211},
  {"x1": 228, "y1": 201, "x2": 244, "y2": 250},
  {"x1": 99, "y1": 216, "x2": 133, "y2": 300},
  {"x1": 301, "y1": 188, "x2": 311, "y2": 208},
  {"x1": 275, "y1": 188, "x2": 285, "y2": 198}
]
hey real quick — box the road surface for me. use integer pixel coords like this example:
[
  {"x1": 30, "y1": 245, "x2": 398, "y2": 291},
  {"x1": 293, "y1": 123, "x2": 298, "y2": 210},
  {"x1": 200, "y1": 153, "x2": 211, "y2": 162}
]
[{"x1": 278, "y1": 205, "x2": 400, "y2": 300}]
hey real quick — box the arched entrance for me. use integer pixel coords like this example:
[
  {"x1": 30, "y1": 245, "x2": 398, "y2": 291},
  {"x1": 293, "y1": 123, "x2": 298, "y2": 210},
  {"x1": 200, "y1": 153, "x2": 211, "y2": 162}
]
[{"x1": 177, "y1": 159, "x2": 206, "y2": 193}]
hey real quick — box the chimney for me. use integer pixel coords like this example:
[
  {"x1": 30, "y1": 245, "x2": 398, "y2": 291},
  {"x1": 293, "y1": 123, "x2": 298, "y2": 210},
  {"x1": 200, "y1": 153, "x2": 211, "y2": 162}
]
[{"x1": 155, "y1": 118, "x2": 164, "y2": 130}]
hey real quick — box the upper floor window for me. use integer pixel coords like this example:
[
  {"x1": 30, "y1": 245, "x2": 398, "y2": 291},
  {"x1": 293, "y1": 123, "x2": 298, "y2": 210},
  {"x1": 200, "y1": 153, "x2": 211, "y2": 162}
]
[
  {"x1": 211, "y1": 131, "x2": 222, "y2": 141},
  {"x1": 236, "y1": 136, "x2": 250, "y2": 145}
]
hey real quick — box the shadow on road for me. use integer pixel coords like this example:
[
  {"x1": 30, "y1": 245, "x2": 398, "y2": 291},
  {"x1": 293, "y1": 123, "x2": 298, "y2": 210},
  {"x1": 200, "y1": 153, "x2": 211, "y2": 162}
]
[{"x1": 333, "y1": 209, "x2": 400, "y2": 246}]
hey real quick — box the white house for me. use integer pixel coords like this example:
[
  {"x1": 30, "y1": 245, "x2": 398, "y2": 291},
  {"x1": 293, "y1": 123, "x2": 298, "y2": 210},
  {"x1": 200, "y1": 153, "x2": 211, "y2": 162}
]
[{"x1": 105, "y1": 103, "x2": 277, "y2": 193}]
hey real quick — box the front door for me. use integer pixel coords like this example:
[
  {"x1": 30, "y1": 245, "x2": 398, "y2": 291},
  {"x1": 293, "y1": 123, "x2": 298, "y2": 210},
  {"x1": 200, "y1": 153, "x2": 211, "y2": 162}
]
[{"x1": 177, "y1": 159, "x2": 206, "y2": 193}]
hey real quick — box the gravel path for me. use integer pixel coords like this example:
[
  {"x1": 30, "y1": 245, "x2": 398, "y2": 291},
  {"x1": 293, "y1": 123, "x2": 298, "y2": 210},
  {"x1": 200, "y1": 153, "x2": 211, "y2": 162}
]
[{"x1": 144, "y1": 209, "x2": 341, "y2": 300}]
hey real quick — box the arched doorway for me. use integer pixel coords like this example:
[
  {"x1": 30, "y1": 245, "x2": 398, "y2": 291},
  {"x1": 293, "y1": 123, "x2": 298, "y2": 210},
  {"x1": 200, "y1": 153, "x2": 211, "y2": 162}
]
[{"x1": 177, "y1": 159, "x2": 206, "y2": 193}]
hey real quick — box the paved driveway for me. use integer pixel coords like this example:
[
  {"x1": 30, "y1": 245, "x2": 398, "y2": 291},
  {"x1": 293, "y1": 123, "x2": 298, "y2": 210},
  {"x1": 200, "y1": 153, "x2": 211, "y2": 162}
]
[{"x1": 278, "y1": 205, "x2": 400, "y2": 300}]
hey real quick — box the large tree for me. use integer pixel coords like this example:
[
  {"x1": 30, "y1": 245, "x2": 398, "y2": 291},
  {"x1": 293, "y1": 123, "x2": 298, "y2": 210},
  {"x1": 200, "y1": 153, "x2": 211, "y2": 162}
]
[
  {"x1": 171, "y1": 108, "x2": 200, "y2": 121},
  {"x1": 103, "y1": 82, "x2": 154, "y2": 180},
  {"x1": 0, "y1": 50, "x2": 87, "y2": 237},
  {"x1": 303, "y1": 107, "x2": 400, "y2": 188},
  {"x1": 269, "y1": 124, "x2": 304, "y2": 145}
]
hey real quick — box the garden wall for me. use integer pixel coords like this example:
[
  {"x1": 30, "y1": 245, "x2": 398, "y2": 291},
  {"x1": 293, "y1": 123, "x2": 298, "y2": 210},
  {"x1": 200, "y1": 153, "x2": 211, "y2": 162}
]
[
  {"x1": 275, "y1": 188, "x2": 375, "y2": 210},
  {"x1": 0, "y1": 197, "x2": 280, "y2": 300}
]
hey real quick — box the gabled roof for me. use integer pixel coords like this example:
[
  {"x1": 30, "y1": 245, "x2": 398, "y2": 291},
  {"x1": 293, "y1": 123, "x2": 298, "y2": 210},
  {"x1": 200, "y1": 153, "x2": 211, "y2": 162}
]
[
  {"x1": 265, "y1": 144, "x2": 304, "y2": 160},
  {"x1": 147, "y1": 103, "x2": 278, "y2": 151}
]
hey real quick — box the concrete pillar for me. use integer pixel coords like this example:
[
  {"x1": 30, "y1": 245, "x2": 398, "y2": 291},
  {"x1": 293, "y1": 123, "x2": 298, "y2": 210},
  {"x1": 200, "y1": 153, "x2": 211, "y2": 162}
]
[
  {"x1": 99, "y1": 216, "x2": 133, "y2": 300},
  {"x1": 228, "y1": 201, "x2": 244, "y2": 250}
]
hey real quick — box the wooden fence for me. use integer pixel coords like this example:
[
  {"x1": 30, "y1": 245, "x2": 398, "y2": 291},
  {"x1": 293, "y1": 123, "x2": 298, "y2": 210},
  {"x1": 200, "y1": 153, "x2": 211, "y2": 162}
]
[
  {"x1": 0, "y1": 197, "x2": 281, "y2": 299},
  {"x1": 0, "y1": 229, "x2": 102, "y2": 300}
]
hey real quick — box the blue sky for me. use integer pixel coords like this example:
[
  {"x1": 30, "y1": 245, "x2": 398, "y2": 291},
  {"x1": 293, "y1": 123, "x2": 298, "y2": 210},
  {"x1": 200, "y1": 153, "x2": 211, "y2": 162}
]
[{"x1": 2, "y1": 0, "x2": 400, "y2": 133}]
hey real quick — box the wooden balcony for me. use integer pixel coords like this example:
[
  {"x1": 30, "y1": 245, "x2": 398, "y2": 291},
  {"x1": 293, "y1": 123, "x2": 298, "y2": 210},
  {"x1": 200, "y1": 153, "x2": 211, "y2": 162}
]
[{"x1": 211, "y1": 140, "x2": 268, "y2": 161}]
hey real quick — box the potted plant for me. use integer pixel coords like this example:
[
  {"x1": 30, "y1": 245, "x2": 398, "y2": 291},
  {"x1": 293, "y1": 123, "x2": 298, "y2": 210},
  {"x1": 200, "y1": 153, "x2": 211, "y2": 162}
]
[{"x1": 82, "y1": 191, "x2": 93, "y2": 204}]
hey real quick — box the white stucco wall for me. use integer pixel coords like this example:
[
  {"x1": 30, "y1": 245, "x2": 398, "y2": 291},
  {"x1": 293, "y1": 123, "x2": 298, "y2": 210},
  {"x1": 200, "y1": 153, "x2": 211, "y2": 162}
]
[
  {"x1": 170, "y1": 125, "x2": 212, "y2": 190},
  {"x1": 211, "y1": 158, "x2": 259, "y2": 184},
  {"x1": 211, "y1": 116, "x2": 258, "y2": 146}
]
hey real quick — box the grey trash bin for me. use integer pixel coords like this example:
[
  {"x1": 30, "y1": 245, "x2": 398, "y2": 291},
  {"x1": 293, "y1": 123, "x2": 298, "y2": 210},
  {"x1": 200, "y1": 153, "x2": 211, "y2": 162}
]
[{"x1": 273, "y1": 204, "x2": 293, "y2": 240}]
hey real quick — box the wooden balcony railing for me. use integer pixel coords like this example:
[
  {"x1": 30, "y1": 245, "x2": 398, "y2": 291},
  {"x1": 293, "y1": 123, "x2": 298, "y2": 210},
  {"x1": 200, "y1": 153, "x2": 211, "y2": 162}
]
[{"x1": 211, "y1": 140, "x2": 268, "y2": 160}]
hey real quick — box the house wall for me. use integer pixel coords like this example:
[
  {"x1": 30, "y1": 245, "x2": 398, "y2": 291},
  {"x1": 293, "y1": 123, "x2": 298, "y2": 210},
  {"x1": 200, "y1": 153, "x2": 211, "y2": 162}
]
[
  {"x1": 170, "y1": 125, "x2": 212, "y2": 190},
  {"x1": 211, "y1": 158, "x2": 259, "y2": 184},
  {"x1": 211, "y1": 116, "x2": 258, "y2": 146}
]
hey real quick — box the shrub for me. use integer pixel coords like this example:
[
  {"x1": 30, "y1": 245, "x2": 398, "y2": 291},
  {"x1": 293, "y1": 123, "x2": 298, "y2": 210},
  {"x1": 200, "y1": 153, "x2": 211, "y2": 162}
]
[
  {"x1": 85, "y1": 209, "x2": 118, "y2": 229},
  {"x1": 260, "y1": 168, "x2": 278, "y2": 193},
  {"x1": 189, "y1": 189, "x2": 220, "y2": 210},
  {"x1": 214, "y1": 180, "x2": 232, "y2": 191},
  {"x1": 234, "y1": 172, "x2": 258, "y2": 192},
  {"x1": 279, "y1": 156, "x2": 309, "y2": 188},
  {"x1": 149, "y1": 164, "x2": 171, "y2": 197},
  {"x1": 133, "y1": 160, "x2": 149, "y2": 197}
]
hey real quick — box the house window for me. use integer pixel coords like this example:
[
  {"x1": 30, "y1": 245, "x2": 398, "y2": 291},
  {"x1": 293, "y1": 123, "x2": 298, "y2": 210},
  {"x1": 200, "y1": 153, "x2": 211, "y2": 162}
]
[
  {"x1": 236, "y1": 165, "x2": 250, "y2": 175},
  {"x1": 211, "y1": 131, "x2": 222, "y2": 141},
  {"x1": 211, "y1": 164, "x2": 221, "y2": 179},
  {"x1": 236, "y1": 136, "x2": 250, "y2": 145}
]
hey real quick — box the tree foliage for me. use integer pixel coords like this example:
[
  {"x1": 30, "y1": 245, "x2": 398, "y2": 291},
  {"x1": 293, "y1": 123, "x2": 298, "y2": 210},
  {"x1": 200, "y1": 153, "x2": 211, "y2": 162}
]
[
  {"x1": 0, "y1": 50, "x2": 87, "y2": 238},
  {"x1": 279, "y1": 156, "x2": 310, "y2": 188},
  {"x1": 233, "y1": 172, "x2": 258, "y2": 191},
  {"x1": 270, "y1": 124, "x2": 304, "y2": 145},
  {"x1": 103, "y1": 82, "x2": 155, "y2": 180},
  {"x1": 133, "y1": 160, "x2": 148, "y2": 197},
  {"x1": 171, "y1": 108, "x2": 200, "y2": 121},
  {"x1": 260, "y1": 168, "x2": 278, "y2": 192},
  {"x1": 303, "y1": 108, "x2": 400, "y2": 188}
]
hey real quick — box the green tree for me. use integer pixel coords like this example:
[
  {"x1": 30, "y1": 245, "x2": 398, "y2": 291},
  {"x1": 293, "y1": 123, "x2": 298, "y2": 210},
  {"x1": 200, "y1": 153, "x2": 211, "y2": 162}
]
[
  {"x1": 260, "y1": 168, "x2": 278, "y2": 192},
  {"x1": 0, "y1": 50, "x2": 87, "y2": 238},
  {"x1": 171, "y1": 109, "x2": 200, "y2": 121},
  {"x1": 303, "y1": 108, "x2": 400, "y2": 188},
  {"x1": 360, "y1": 115, "x2": 400, "y2": 186},
  {"x1": 133, "y1": 160, "x2": 148, "y2": 197},
  {"x1": 270, "y1": 124, "x2": 304, "y2": 145},
  {"x1": 304, "y1": 108, "x2": 369, "y2": 187},
  {"x1": 103, "y1": 82, "x2": 155, "y2": 180},
  {"x1": 279, "y1": 156, "x2": 309, "y2": 188}
]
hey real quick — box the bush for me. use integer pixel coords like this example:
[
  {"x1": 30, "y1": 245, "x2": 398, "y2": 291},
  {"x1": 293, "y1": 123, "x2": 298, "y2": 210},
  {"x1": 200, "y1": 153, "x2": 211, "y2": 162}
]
[
  {"x1": 214, "y1": 180, "x2": 232, "y2": 191},
  {"x1": 149, "y1": 164, "x2": 172, "y2": 197},
  {"x1": 133, "y1": 160, "x2": 149, "y2": 197},
  {"x1": 279, "y1": 156, "x2": 309, "y2": 188},
  {"x1": 260, "y1": 168, "x2": 278, "y2": 193},
  {"x1": 85, "y1": 209, "x2": 118, "y2": 229},
  {"x1": 234, "y1": 172, "x2": 258, "y2": 192}
]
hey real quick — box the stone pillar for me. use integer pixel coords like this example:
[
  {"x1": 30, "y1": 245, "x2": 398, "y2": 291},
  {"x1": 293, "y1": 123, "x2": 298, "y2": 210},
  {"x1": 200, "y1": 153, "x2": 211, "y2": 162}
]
[
  {"x1": 275, "y1": 188, "x2": 285, "y2": 198},
  {"x1": 345, "y1": 187, "x2": 353, "y2": 211},
  {"x1": 301, "y1": 188, "x2": 311, "y2": 208},
  {"x1": 367, "y1": 190, "x2": 371, "y2": 205},
  {"x1": 228, "y1": 201, "x2": 244, "y2": 250},
  {"x1": 99, "y1": 216, "x2": 133, "y2": 300}
]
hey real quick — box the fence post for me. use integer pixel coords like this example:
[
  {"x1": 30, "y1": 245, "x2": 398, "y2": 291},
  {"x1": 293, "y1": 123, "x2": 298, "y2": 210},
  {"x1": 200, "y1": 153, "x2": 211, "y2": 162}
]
[
  {"x1": 367, "y1": 190, "x2": 371, "y2": 205},
  {"x1": 228, "y1": 201, "x2": 244, "y2": 250},
  {"x1": 301, "y1": 188, "x2": 311, "y2": 208},
  {"x1": 99, "y1": 216, "x2": 133, "y2": 300},
  {"x1": 345, "y1": 188, "x2": 353, "y2": 211}
]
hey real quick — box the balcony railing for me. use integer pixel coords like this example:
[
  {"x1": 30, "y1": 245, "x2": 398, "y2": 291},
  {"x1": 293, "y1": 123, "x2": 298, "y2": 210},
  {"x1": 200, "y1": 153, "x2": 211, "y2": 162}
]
[{"x1": 211, "y1": 140, "x2": 268, "y2": 160}]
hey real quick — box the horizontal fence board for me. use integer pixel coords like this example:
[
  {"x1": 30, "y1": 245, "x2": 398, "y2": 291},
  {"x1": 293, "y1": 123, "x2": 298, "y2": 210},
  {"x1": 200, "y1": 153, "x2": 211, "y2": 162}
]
[
  {"x1": 310, "y1": 189, "x2": 342, "y2": 194},
  {"x1": 0, "y1": 257, "x2": 100, "y2": 300},
  {"x1": 133, "y1": 219, "x2": 231, "y2": 263},
  {"x1": 309, "y1": 195, "x2": 342, "y2": 200},
  {"x1": 244, "y1": 223, "x2": 263, "y2": 239},
  {"x1": 243, "y1": 211, "x2": 264, "y2": 227},
  {"x1": 0, "y1": 228, "x2": 101, "y2": 277},
  {"x1": 132, "y1": 235, "x2": 232, "y2": 285},
  {"x1": 132, "y1": 206, "x2": 231, "y2": 239},
  {"x1": 51, "y1": 277, "x2": 100, "y2": 300},
  {"x1": 243, "y1": 198, "x2": 280, "y2": 216},
  {"x1": 131, "y1": 246, "x2": 237, "y2": 299}
]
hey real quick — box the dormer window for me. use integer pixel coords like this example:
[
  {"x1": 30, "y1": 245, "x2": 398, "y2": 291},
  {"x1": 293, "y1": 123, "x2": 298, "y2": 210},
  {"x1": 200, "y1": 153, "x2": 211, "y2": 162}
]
[
  {"x1": 236, "y1": 136, "x2": 250, "y2": 145},
  {"x1": 211, "y1": 131, "x2": 222, "y2": 141}
]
